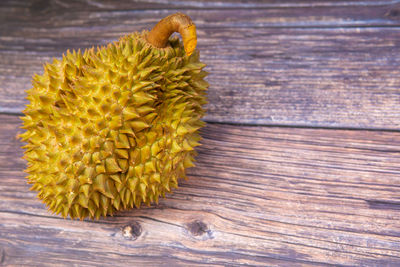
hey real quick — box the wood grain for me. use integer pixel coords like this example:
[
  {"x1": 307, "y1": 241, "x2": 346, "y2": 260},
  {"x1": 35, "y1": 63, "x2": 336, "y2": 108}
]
[
  {"x1": 1, "y1": 114, "x2": 400, "y2": 266},
  {"x1": 2, "y1": 1, "x2": 400, "y2": 266},
  {"x1": 2, "y1": 0, "x2": 400, "y2": 28},
  {"x1": 1, "y1": 1, "x2": 400, "y2": 128},
  {"x1": 2, "y1": 0, "x2": 400, "y2": 11}
]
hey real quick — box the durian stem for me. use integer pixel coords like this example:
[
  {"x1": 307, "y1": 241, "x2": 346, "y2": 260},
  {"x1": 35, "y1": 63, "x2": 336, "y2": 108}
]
[{"x1": 147, "y1": 13, "x2": 197, "y2": 56}]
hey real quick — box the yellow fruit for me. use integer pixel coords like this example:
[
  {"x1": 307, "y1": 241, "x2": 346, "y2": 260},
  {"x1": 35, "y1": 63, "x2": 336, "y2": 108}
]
[{"x1": 19, "y1": 13, "x2": 208, "y2": 219}]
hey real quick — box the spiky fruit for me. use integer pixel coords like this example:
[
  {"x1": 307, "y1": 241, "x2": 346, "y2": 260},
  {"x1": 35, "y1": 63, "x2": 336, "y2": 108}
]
[{"x1": 19, "y1": 13, "x2": 208, "y2": 219}]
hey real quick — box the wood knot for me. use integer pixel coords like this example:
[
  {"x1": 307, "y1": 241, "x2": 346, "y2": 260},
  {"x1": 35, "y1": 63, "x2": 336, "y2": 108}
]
[
  {"x1": 186, "y1": 220, "x2": 208, "y2": 236},
  {"x1": 30, "y1": 0, "x2": 51, "y2": 14},
  {"x1": 386, "y1": 9, "x2": 400, "y2": 18},
  {"x1": 122, "y1": 222, "x2": 141, "y2": 240}
]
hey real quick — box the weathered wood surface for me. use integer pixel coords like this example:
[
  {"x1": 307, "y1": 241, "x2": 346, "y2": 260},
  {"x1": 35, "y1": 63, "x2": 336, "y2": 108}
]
[
  {"x1": 1, "y1": 114, "x2": 400, "y2": 266},
  {"x1": 2, "y1": 0, "x2": 400, "y2": 266},
  {"x1": 1, "y1": 0, "x2": 400, "y2": 128},
  {"x1": 3, "y1": 0, "x2": 400, "y2": 11}
]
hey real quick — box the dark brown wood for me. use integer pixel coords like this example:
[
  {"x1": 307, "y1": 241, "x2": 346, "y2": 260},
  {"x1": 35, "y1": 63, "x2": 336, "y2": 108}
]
[
  {"x1": 1, "y1": 114, "x2": 400, "y2": 266},
  {"x1": 2, "y1": 1, "x2": 400, "y2": 128}
]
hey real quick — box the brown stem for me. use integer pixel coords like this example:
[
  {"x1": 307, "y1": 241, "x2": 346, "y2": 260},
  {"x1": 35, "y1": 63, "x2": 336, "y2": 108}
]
[{"x1": 146, "y1": 13, "x2": 197, "y2": 56}]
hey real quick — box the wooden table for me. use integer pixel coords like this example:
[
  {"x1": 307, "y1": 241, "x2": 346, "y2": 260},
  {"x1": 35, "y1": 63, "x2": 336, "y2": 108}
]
[{"x1": 1, "y1": 1, "x2": 400, "y2": 266}]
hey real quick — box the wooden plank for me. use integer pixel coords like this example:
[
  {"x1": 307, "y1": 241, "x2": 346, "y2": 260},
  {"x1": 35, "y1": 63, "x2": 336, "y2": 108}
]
[
  {"x1": 1, "y1": 114, "x2": 400, "y2": 266},
  {"x1": 2, "y1": 2, "x2": 400, "y2": 128},
  {"x1": 1, "y1": 0, "x2": 399, "y2": 11},
  {"x1": 2, "y1": 1, "x2": 400, "y2": 28},
  {"x1": 1, "y1": 24, "x2": 400, "y2": 129}
]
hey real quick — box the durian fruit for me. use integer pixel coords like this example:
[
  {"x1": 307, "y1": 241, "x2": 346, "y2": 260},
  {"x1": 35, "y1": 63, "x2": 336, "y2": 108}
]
[{"x1": 19, "y1": 13, "x2": 208, "y2": 220}]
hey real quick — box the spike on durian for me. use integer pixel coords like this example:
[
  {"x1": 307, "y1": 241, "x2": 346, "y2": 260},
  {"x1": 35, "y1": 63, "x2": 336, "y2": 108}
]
[{"x1": 20, "y1": 12, "x2": 207, "y2": 220}]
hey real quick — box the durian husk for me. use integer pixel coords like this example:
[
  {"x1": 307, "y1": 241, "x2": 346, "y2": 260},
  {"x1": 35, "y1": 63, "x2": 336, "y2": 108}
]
[{"x1": 19, "y1": 31, "x2": 208, "y2": 220}]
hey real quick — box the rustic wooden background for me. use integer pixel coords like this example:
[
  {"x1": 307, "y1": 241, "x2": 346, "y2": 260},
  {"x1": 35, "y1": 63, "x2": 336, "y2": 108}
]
[{"x1": 1, "y1": 0, "x2": 400, "y2": 266}]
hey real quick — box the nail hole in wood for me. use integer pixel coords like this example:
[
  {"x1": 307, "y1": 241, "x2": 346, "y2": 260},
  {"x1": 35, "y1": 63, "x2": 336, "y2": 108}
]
[{"x1": 122, "y1": 221, "x2": 141, "y2": 240}]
